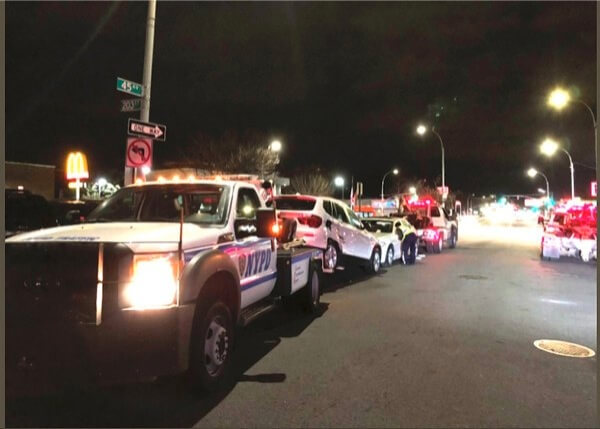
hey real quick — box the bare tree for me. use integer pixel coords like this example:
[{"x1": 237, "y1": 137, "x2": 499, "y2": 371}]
[
  {"x1": 290, "y1": 168, "x2": 333, "y2": 196},
  {"x1": 175, "y1": 130, "x2": 279, "y2": 176}
]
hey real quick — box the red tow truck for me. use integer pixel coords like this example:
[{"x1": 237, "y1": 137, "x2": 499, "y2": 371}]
[
  {"x1": 540, "y1": 200, "x2": 597, "y2": 262},
  {"x1": 403, "y1": 196, "x2": 458, "y2": 253}
]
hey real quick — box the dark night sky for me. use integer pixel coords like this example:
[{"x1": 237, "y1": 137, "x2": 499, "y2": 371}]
[{"x1": 6, "y1": 1, "x2": 597, "y2": 198}]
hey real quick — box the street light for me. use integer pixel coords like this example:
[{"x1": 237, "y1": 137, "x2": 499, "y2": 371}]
[
  {"x1": 537, "y1": 188, "x2": 546, "y2": 194},
  {"x1": 334, "y1": 176, "x2": 345, "y2": 199},
  {"x1": 380, "y1": 168, "x2": 399, "y2": 200},
  {"x1": 547, "y1": 86, "x2": 597, "y2": 174},
  {"x1": 416, "y1": 123, "x2": 446, "y2": 201},
  {"x1": 539, "y1": 138, "x2": 575, "y2": 199},
  {"x1": 527, "y1": 167, "x2": 550, "y2": 201},
  {"x1": 261, "y1": 140, "x2": 283, "y2": 179},
  {"x1": 270, "y1": 140, "x2": 282, "y2": 152}
]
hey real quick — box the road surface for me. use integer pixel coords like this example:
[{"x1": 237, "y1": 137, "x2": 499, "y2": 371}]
[{"x1": 6, "y1": 217, "x2": 597, "y2": 428}]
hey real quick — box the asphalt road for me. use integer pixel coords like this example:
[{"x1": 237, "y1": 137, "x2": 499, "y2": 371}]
[{"x1": 6, "y1": 217, "x2": 597, "y2": 428}]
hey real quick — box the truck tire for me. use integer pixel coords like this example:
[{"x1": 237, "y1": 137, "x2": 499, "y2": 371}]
[
  {"x1": 367, "y1": 247, "x2": 381, "y2": 274},
  {"x1": 189, "y1": 299, "x2": 234, "y2": 392},
  {"x1": 449, "y1": 228, "x2": 457, "y2": 249},
  {"x1": 433, "y1": 235, "x2": 443, "y2": 254},
  {"x1": 301, "y1": 262, "x2": 321, "y2": 313},
  {"x1": 426, "y1": 242, "x2": 434, "y2": 253}
]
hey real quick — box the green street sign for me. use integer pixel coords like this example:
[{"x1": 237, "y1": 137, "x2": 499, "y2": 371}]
[{"x1": 117, "y1": 77, "x2": 143, "y2": 97}]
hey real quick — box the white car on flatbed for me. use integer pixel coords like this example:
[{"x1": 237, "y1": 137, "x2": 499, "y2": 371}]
[
  {"x1": 274, "y1": 195, "x2": 382, "y2": 274},
  {"x1": 6, "y1": 178, "x2": 323, "y2": 394}
]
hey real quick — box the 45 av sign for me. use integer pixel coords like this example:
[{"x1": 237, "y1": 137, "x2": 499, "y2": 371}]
[{"x1": 117, "y1": 77, "x2": 144, "y2": 97}]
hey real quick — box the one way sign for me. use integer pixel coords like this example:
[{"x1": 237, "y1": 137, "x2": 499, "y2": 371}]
[{"x1": 128, "y1": 118, "x2": 167, "y2": 142}]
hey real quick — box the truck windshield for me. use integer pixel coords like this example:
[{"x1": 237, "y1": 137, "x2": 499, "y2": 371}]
[{"x1": 86, "y1": 184, "x2": 231, "y2": 225}]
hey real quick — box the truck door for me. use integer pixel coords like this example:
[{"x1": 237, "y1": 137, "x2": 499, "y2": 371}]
[{"x1": 233, "y1": 187, "x2": 277, "y2": 308}]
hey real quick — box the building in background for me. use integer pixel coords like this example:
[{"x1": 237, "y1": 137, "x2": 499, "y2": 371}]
[{"x1": 5, "y1": 161, "x2": 56, "y2": 200}]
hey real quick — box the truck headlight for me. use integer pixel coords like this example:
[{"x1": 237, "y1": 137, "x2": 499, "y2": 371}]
[{"x1": 122, "y1": 253, "x2": 179, "y2": 310}]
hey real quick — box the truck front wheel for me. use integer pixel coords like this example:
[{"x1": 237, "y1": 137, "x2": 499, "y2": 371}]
[{"x1": 189, "y1": 300, "x2": 234, "y2": 392}]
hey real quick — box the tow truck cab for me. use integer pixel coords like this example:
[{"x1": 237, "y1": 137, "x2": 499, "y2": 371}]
[{"x1": 6, "y1": 178, "x2": 322, "y2": 394}]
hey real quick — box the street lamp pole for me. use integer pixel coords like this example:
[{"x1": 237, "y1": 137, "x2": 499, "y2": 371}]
[
  {"x1": 380, "y1": 169, "x2": 398, "y2": 201},
  {"x1": 560, "y1": 148, "x2": 575, "y2": 200},
  {"x1": 537, "y1": 171, "x2": 550, "y2": 200},
  {"x1": 573, "y1": 99, "x2": 598, "y2": 167},
  {"x1": 431, "y1": 127, "x2": 446, "y2": 201},
  {"x1": 126, "y1": 0, "x2": 157, "y2": 186}
]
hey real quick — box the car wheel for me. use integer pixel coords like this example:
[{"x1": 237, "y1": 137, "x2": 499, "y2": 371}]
[
  {"x1": 449, "y1": 228, "x2": 457, "y2": 249},
  {"x1": 385, "y1": 246, "x2": 394, "y2": 267},
  {"x1": 189, "y1": 300, "x2": 233, "y2": 392},
  {"x1": 433, "y1": 235, "x2": 443, "y2": 254},
  {"x1": 368, "y1": 248, "x2": 381, "y2": 274},
  {"x1": 302, "y1": 262, "x2": 321, "y2": 313},
  {"x1": 324, "y1": 241, "x2": 339, "y2": 269}
]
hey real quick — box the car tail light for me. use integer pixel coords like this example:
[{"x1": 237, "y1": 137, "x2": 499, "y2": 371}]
[{"x1": 297, "y1": 215, "x2": 322, "y2": 228}]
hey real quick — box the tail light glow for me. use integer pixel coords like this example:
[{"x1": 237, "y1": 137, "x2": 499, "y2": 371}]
[{"x1": 297, "y1": 215, "x2": 323, "y2": 228}]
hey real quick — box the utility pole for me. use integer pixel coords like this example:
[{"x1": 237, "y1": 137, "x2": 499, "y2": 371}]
[{"x1": 125, "y1": 0, "x2": 156, "y2": 186}]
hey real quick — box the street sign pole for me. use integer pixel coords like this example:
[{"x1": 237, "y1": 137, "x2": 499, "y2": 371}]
[{"x1": 125, "y1": 0, "x2": 157, "y2": 186}]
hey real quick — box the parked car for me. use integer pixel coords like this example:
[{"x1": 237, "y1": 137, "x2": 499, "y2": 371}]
[
  {"x1": 5, "y1": 189, "x2": 58, "y2": 238},
  {"x1": 363, "y1": 217, "x2": 419, "y2": 266},
  {"x1": 50, "y1": 199, "x2": 101, "y2": 225},
  {"x1": 274, "y1": 195, "x2": 382, "y2": 273}
]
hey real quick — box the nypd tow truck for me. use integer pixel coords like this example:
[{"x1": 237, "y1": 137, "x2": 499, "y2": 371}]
[{"x1": 6, "y1": 177, "x2": 323, "y2": 394}]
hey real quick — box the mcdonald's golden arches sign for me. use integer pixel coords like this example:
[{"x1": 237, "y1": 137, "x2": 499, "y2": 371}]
[{"x1": 66, "y1": 152, "x2": 89, "y2": 180}]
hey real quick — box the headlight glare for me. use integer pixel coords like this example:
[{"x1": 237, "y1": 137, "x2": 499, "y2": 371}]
[{"x1": 123, "y1": 253, "x2": 178, "y2": 309}]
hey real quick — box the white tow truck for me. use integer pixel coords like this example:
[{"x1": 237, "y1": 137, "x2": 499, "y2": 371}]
[{"x1": 6, "y1": 177, "x2": 323, "y2": 394}]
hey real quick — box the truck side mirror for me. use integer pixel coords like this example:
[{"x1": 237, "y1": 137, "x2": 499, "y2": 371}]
[{"x1": 256, "y1": 208, "x2": 279, "y2": 238}]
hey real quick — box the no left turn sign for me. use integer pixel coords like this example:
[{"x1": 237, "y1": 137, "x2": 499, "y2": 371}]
[{"x1": 126, "y1": 137, "x2": 153, "y2": 168}]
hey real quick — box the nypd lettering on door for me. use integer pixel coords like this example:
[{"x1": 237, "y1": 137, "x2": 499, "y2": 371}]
[{"x1": 238, "y1": 249, "x2": 272, "y2": 278}]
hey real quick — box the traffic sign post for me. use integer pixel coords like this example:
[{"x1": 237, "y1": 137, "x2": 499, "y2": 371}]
[
  {"x1": 120, "y1": 98, "x2": 142, "y2": 112},
  {"x1": 126, "y1": 138, "x2": 153, "y2": 169},
  {"x1": 437, "y1": 186, "x2": 449, "y2": 200},
  {"x1": 117, "y1": 77, "x2": 144, "y2": 97},
  {"x1": 128, "y1": 118, "x2": 166, "y2": 142}
]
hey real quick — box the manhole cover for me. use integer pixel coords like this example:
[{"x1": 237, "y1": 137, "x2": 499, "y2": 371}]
[
  {"x1": 459, "y1": 274, "x2": 488, "y2": 280},
  {"x1": 533, "y1": 339, "x2": 595, "y2": 358}
]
